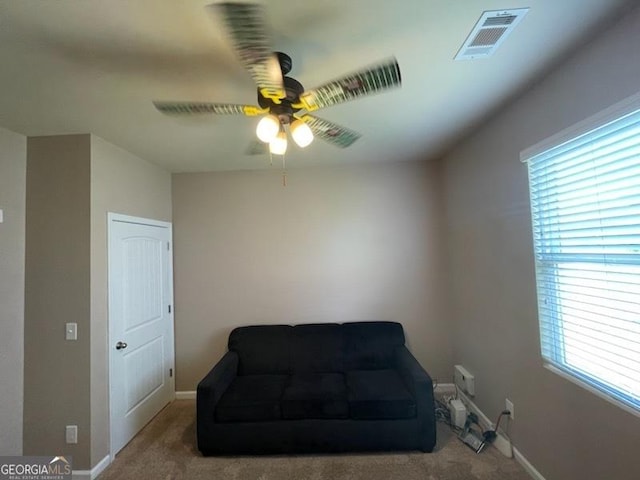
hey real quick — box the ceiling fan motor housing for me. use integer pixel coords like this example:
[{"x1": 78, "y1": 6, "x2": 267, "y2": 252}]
[
  {"x1": 276, "y1": 51, "x2": 293, "y2": 75},
  {"x1": 257, "y1": 52, "x2": 304, "y2": 124}
]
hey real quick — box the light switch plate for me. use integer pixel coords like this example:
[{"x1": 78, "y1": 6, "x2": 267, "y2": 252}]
[
  {"x1": 66, "y1": 425, "x2": 78, "y2": 444},
  {"x1": 66, "y1": 323, "x2": 77, "y2": 341},
  {"x1": 0, "y1": 208, "x2": 4, "y2": 223}
]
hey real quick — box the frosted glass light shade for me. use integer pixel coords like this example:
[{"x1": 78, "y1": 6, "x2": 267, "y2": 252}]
[
  {"x1": 256, "y1": 115, "x2": 280, "y2": 143},
  {"x1": 291, "y1": 119, "x2": 314, "y2": 148},
  {"x1": 269, "y1": 131, "x2": 287, "y2": 155}
]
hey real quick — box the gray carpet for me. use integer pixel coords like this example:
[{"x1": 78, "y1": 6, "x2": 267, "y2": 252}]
[{"x1": 98, "y1": 400, "x2": 531, "y2": 480}]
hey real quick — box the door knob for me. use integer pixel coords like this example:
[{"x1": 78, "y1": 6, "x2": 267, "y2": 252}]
[{"x1": 115, "y1": 341, "x2": 128, "y2": 350}]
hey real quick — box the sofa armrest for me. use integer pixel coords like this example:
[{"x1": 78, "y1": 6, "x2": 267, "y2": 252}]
[
  {"x1": 394, "y1": 345, "x2": 436, "y2": 452},
  {"x1": 197, "y1": 351, "x2": 238, "y2": 416},
  {"x1": 394, "y1": 346, "x2": 432, "y2": 391},
  {"x1": 196, "y1": 350, "x2": 238, "y2": 452}
]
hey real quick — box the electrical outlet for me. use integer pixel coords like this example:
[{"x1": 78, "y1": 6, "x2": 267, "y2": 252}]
[
  {"x1": 505, "y1": 398, "x2": 514, "y2": 420},
  {"x1": 66, "y1": 425, "x2": 78, "y2": 444}
]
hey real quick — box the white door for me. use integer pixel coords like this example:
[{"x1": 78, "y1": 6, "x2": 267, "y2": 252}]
[{"x1": 108, "y1": 213, "x2": 174, "y2": 455}]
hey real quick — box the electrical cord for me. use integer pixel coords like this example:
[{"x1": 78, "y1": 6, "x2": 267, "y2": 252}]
[
  {"x1": 482, "y1": 410, "x2": 511, "y2": 443},
  {"x1": 434, "y1": 376, "x2": 465, "y2": 434},
  {"x1": 435, "y1": 388, "x2": 512, "y2": 447},
  {"x1": 494, "y1": 410, "x2": 510, "y2": 431},
  {"x1": 433, "y1": 372, "x2": 516, "y2": 454},
  {"x1": 434, "y1": 397, "x2": 465, "y2": 434}
]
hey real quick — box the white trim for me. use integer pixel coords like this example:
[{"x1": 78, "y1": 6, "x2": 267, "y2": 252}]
[
  {"x1": 108, "y1": 213, "x2": 175, "y2": 458},
  {"x1": 521, "y1": 96, "x2": 640, "y2": 419},
  {"x1": 175, "y1": 391, "x2": 197, "y2": 400},
  {"x1": 107, "y1": 212, "x2": 170, "y2": 229},
  {"x1": 520, "y1": 90, "x2": 640, "y2": 162},
  {"x1": 544, "y1": 364, "x2": 640, "y2": 419},
  {"x1": 456, "y1": 390, "x2": 513, "y2": 458},
  {"x1": 72, "y1": 455, "x2": 111, "y2": 480},
  {"x1": 435, "y1": 382, "x2": 547, "y2": 478},
  {"x1": 513, "y1": 447, "x2": 547, "y2": 480}
]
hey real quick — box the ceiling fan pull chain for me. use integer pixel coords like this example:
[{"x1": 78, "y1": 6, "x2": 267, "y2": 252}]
[{"x1": 282, "y1": 154, "x2": 287, "y2": 187}]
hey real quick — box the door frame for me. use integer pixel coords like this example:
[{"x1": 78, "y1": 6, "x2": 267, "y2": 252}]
[{"x1": 107, "y1": 212, "x2": 175, "y2": 457}]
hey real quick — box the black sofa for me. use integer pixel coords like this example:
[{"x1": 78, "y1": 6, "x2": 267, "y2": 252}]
[{"x1": 197, "y1": 321, "x2": 436, "y2": 455}]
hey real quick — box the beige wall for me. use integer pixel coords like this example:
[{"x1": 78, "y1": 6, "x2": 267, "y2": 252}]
[
  {"x1": 24, "y1": 135, "x2": 92, "y2": 467},
  {"x1": 172, "y1": 161, "x2": 451, "y2": 391},
  {"x1": 441, "y1": 5, "x2": 640, "y2": 480},
  {"x1": 0, "y1": 127, "x2": 26, "y2": 455},
  {"x1": 89, "y1": 135, "x2": 172, "y2": 466},
  {"x1": 23, "y1": 134, "x2": 171, "y2": 471}
]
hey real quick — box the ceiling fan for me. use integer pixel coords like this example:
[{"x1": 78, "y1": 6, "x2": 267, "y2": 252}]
[{"x1": 153, "y1": 2, "x2": 402, "y2": 156}]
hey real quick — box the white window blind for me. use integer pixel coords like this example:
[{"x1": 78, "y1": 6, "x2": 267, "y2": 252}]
[{"x1": 525, "y1": 106, "x2": 640, "y2": 412}]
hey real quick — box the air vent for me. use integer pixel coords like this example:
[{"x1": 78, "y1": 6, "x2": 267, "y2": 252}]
[
  {"x1": 455, "y1": 8, "x2": 529, "y2": 60},
  {"x1": 483, "y1": 15, "x2": 518, "y2": 27}
]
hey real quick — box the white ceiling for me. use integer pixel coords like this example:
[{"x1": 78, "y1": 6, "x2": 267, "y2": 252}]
[{"x1": 0, "y1": 0, "x2": 634, "y2": 172}]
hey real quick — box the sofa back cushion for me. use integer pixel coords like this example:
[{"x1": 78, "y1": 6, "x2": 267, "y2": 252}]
[
  {"x1": 227, "y1": 321, "x2": 406, "y2": 374},
  {"x1": 290, "y1": 324, "x2": 344, "y2": 373},
  {"x1": 343, "y1": 321, "x2": 405, "y2": 370},
  {"x1": 228, "y1": 325, "x2": 292, "y2": 375}
]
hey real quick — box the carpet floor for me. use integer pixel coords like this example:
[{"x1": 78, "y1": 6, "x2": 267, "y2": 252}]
[{"x1": 98, "y1": 400, "x2": 531, "y2": 480}]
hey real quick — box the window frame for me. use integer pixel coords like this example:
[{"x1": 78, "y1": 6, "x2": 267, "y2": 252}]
[{"x1": 521, "y1": 91, "x2": 640, "y2": 418}]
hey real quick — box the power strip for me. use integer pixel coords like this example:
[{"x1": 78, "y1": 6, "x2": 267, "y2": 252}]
[{"x1": 461, "y1": 430, "x2": 486, "y2": 453}]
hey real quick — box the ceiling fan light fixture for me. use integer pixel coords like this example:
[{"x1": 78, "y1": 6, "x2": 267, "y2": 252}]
[
  {"x1": 256, "y1": 114, "x2": 280, "y2": 143},
  {"x1": 291, "y1": 119, "x2": 314, "y2": 148},
  {"x1": 269, "y1": 130, "x2": 288, "y2": 155}
]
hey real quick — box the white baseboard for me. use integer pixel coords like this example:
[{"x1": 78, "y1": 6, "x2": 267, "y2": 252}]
[
  {"x1": 72, "y1": 455, "x2": 111, "y2": 480},
  {"x1": 175, "y1": 390, "x2": 196, "y2": 400},
  {"x1": 434, "y1": 383, "x2": 545, "y2": 480},
  {"x1": 514, "y1": 447, "x2": 547, "y2": 480},
  {"x1": 434, "y1": 384, "x2": 512, "y2": 457}
]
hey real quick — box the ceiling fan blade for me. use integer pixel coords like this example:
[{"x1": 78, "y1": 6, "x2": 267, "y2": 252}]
[
  {"x1": 302, "y1": 115, "x2": 361, "y2": 148},
  {"x1": 153, "y1": 101, "x2": 266, "y2": 116},
  {"x1": 209, "y1": 2, "x2": 285, "y2": 103},
  {"x1": 295, "y1": 58, "x2": 401, "y2": 112}
]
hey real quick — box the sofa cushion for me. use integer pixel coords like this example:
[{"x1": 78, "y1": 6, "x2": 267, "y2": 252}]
[
  {"x1": 290, "y1": 324, "x2": 344, "y2": 373},
  {"x1": 215, "y1": 374, "x2": 288, "y2": 423},
  {"x1": 282, "y1": 372, "x2": 348, "y2": 419},
  {"x1": 343, "y1": 321, "x2": 405, "y2": 370},
  {"x1": 346, "y1": 369, "x2": 416, "y2": 420},
  {"x1": 228, "y1": 325, "x2": 292, "y2": 375}
]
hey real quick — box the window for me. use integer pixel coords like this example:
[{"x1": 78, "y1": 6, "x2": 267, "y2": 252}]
[{"x1": 523, "y1": 98, "x2": 640, "y2": 413}]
